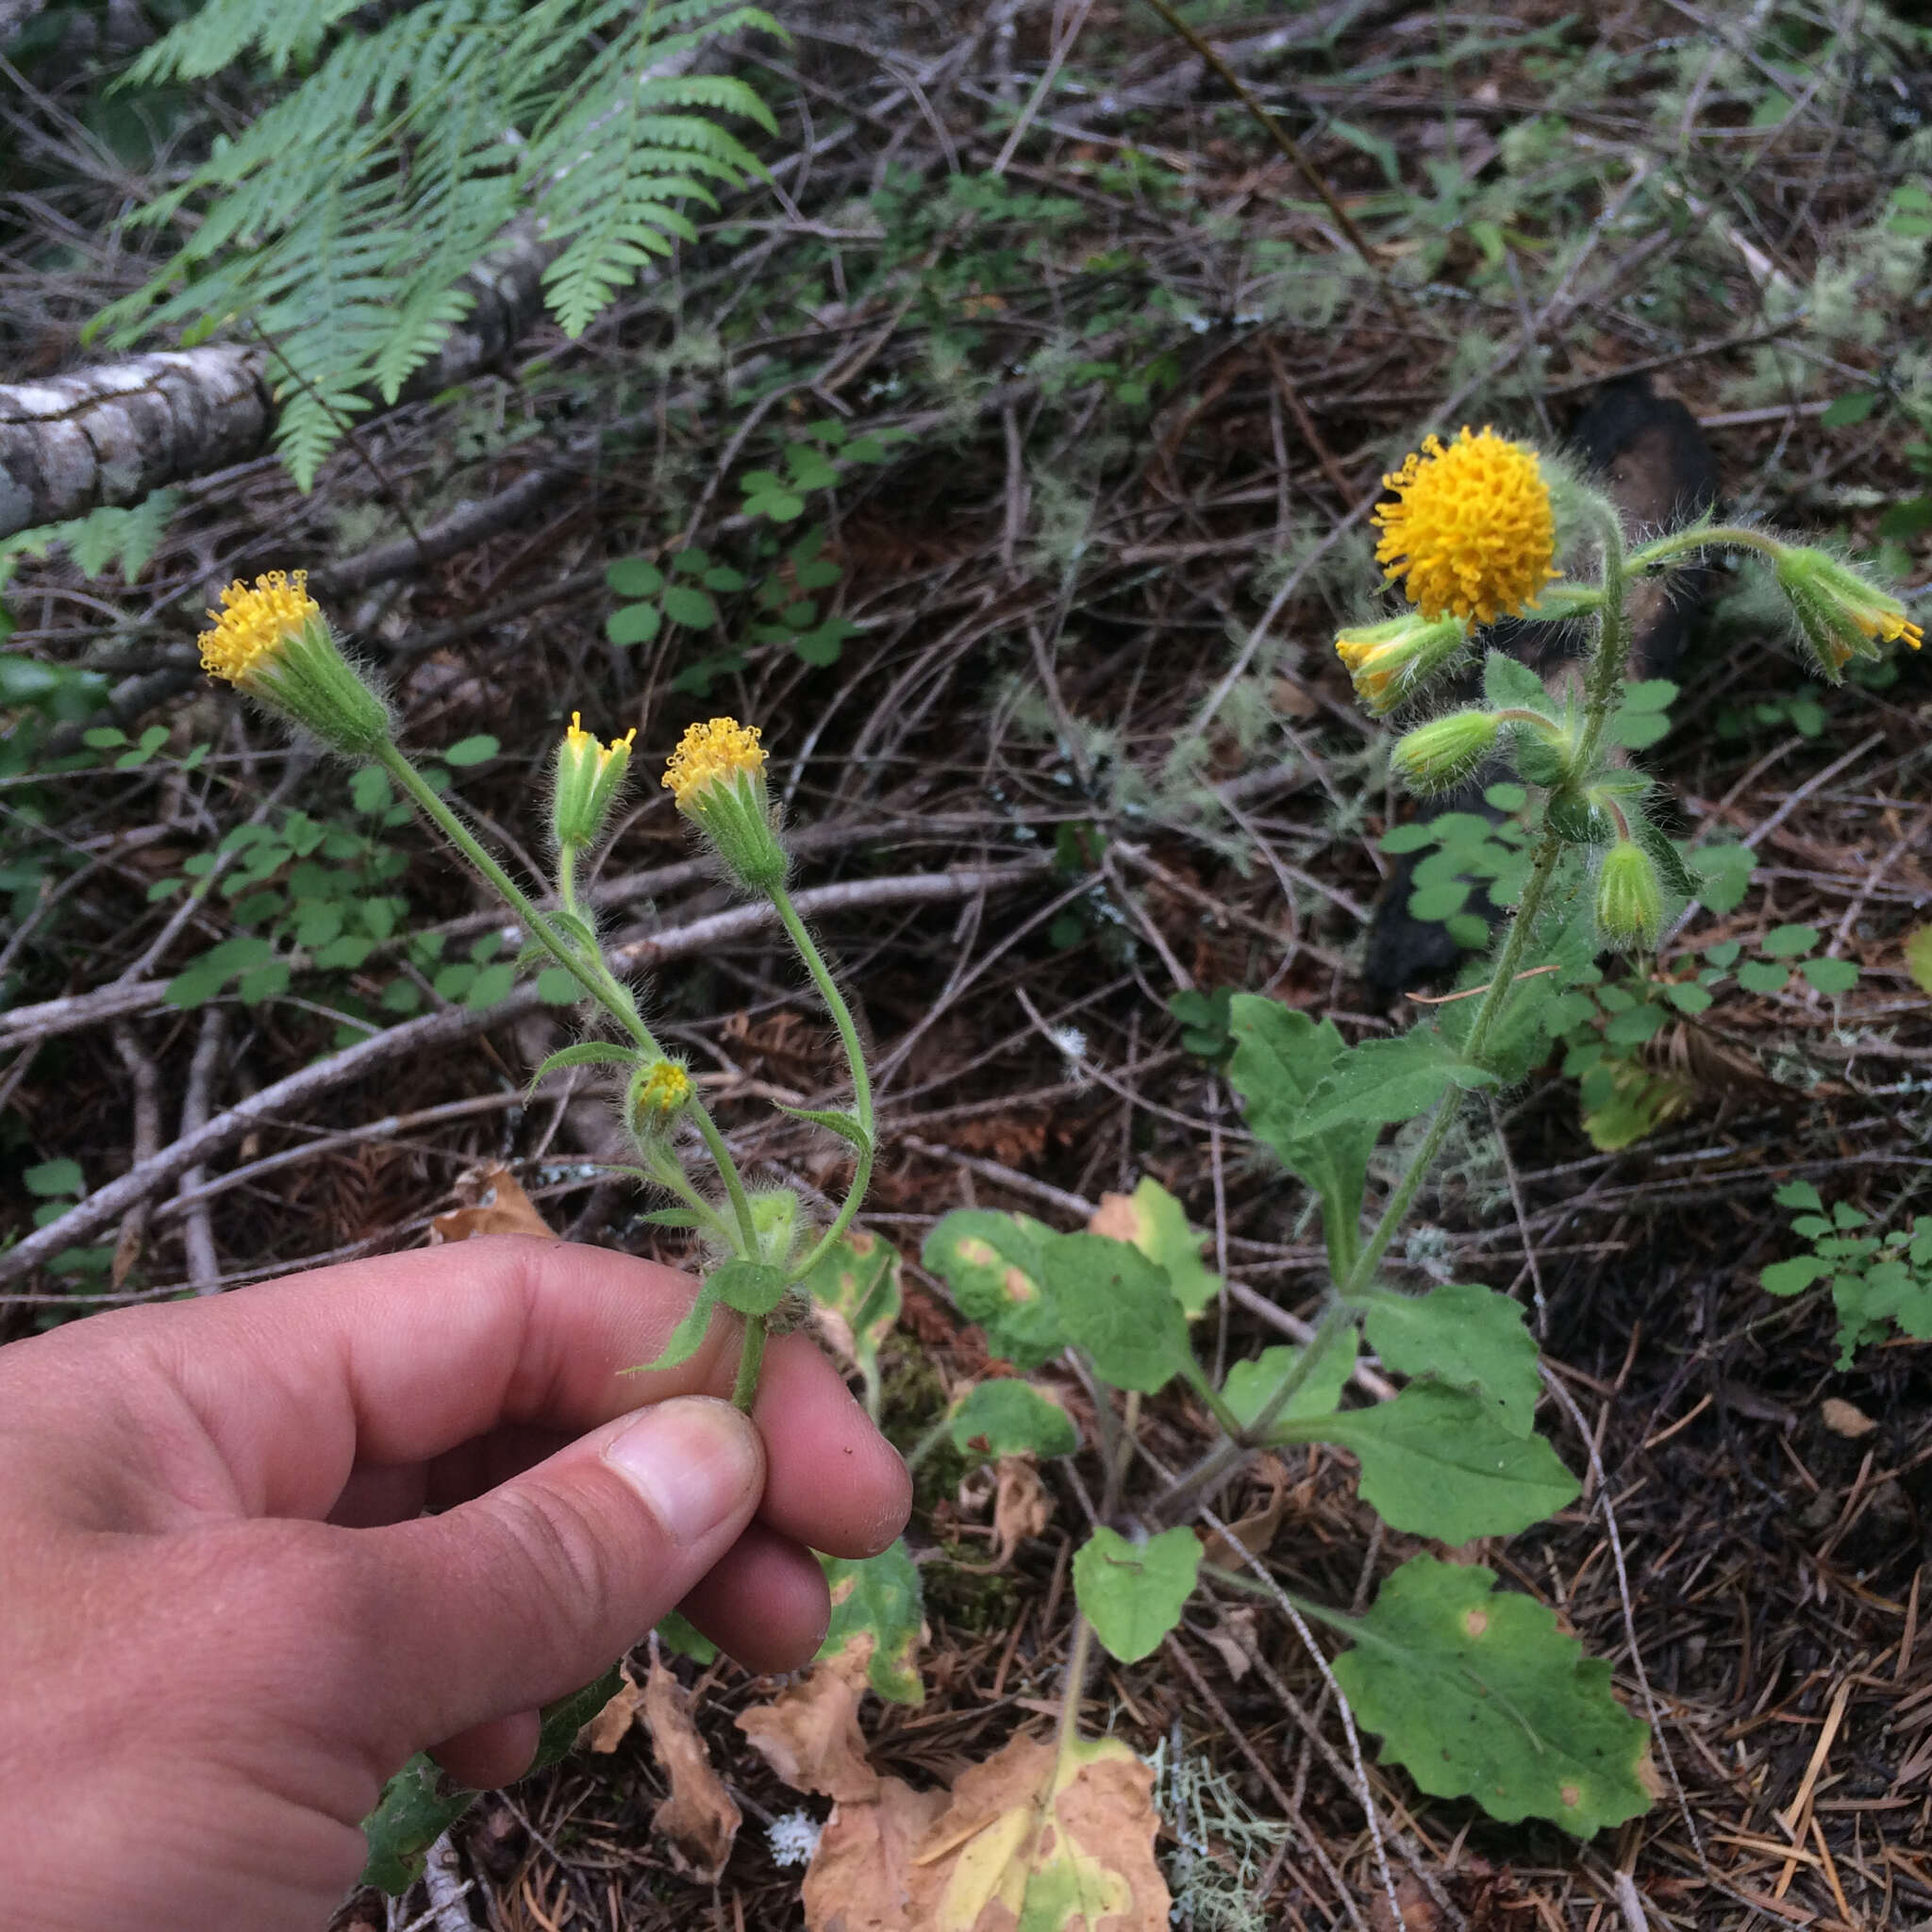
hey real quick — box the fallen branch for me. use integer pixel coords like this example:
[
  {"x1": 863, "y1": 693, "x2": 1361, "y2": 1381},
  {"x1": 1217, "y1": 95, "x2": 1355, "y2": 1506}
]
[{"x1": 0, "y1": 861, "x2": 1048, "y2": 1290}]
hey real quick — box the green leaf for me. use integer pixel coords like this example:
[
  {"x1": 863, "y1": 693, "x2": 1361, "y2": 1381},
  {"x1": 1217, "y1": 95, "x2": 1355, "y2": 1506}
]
[
  {"x1": 1291, "y1": 1385, "x2": 1579, "y2": 1541},
  {"x1": 656, "y1": 1609, "x2": 717, "y2": 1664},
  {"x1": 796, "y1": 1228, "x2": 901, "y2": 1418},
  {"x1": 1483, "y1": 651, "x2": 1554, "y2": 715},
  {"x1": 921, "y1": 1208, "x2": 1065, "y2": 1370},
  {"x1": 1223, "y1": 1331, "x2": 1357, "y2": 1433},
  {"x1": 1821, "y1": 391, "x2": 1878, "y2": 427},
  {"x1": 774, "y1": 1103, "x2": 871, "y2": 1152},
  {"x1": 23, "y1": 1158, "x2": 83, "y2": 1198},
  {"x1": 1363, "y1": 1283, "x2": 1541, "y2": 1436},
  {"x1": 1225, "y1": 996, "x2": 1373, "y2": 1272},
  {"x1": 530, "y1": 1663, "x2": 625, "y2": 1773},
  {"x1": 605, "y1": 558, "x2": 665, "y2": 598},
  {"x1": 358, "y1": 1756, "x2": 469, "y2": 1895},
  {"x1": 538, "y1": 966, "x2": 582, "y2": 1005},
  {"x1": 712, "y1": 1257, "x2": 788, "y2": 1317},
  {"x1": 464, "y1": 961, "x2": 518, "y2": 1009},
  {"x1": 1761, "y1": 923, "x2": 1819, "y2": 959},
  {"x1": 820, "y1": 1541, "x2": 924, "y2": 1704},
  {"x1": 1621, "y1": 678, "x2": 1677, "y2": 713},
  {"x1": 1039, "y1": 1232, "x2": 1194, "y2": 1394},
  {"x1": 527, "y1": 1041, "x2": 637, "y2": 1092},
  {"x1": 1737, "y1": 959, "x2": 1789, "y2": 994},
  {"x1": 350, "y1": 766, "x2": 391, "y2": 815},
  {"x1": 627, "y1": 1275, "x2": 724, "y2": 1374},
  {"x1": 1295, "y1": 1031, "x2": 1497, "y2": 1140},
  {"x1": 444, "y1": 734, "x2": 498, "y2": 768},
  {"x1": 607, "y1": 602, "x2": 662, "y2": 646},
  {"x1": 1774, "y1": 1179, "x2": 1824, "y2": 1212},
  {"x1": 1761, "y1": 1255, "x2": 1831, "y2": 1296},
  {"x1": 949, "y1": 1379, "x2": 1079, "y2": 1461},
  {"x1": 1073, "y1": 1525, "x2": 1202, "y2": 1664},
  {"x1": 1801, "y1": 957, "x2": 1859, "y2": 996},
  {"x1": 1690, "y1": 843, "x2": 1756, "y2": 913},
  {"x1": 1907, "y1": 924, "x2": 1932, "y2": 995},
  {"x1": 1091, "y1": 1175, "x2": 1220, "y2": 1317},
  {"x1": 1330, "y1": 1555, "x2": 1653, "y2": 1837},
  {"x1": 662, "y1": 585, "x2": 719, "y2": 628}
]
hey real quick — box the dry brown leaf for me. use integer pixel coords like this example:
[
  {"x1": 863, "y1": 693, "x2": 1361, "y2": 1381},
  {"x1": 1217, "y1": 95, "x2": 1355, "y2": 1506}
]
[
  {"x1": 642, "y1": 1656, "x2": 741, "y2": 1883},
  {"x1": 801, "y1": 1778, "x2": 949, "y2": 1932},
  {"x1": 1086, "y1": 1192, "x2": 1139, "y2": 1243},
  {"x1": 905, "y1": 1732, "x2": 1170, "y2": 1931},
  {"x1": 1197, "y1": 1606, "x2": 1260, "y2": 1686},
  {"x1": 737, "y1": 1634, "x2": 881, "y2": 1804},
  {"x1": 992, "y1": 1456, "x2": 1053, "y2": 1565},
  {"x1": 1821, "y1": 1396, "x2": 1878, "y2": 1440},
  {"x1": 582, "y1": 1660, "x2": 645, "y2": 1754},
  {"x1": 1368, "y1": 1875, "x2": 1442, "y2": 1931},
  {"x1": 1198, "y1": 1454, "x2": 1289, "y2": 1569},
  {"x1": 429, "y1": 1163, "x2": 555, "y2": 1242}
]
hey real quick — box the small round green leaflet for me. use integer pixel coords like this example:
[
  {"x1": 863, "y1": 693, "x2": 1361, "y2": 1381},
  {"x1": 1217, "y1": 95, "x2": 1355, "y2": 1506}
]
[
  {"x1": 1074, "y1": 1525, "x2": 1202, "y2": 1664},
  {"x1": 1329, "y1": 1556, "x2": 1652, "y2": 1837},
  {"x1": 949, "y1": 1378, "x2": 1079, "y2": 1462}
]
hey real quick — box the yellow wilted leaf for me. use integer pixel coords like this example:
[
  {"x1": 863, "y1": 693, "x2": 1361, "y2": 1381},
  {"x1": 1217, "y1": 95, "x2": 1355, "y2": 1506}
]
[
  {"x1": 1906, "y1": 924, "x2": 1932, "y2": 996},
  {"x1": 908, "y1": 1732, "x2": 1169, "y2": 1932}
]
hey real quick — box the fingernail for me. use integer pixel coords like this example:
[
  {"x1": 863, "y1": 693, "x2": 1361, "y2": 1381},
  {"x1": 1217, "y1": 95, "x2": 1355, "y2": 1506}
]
[{"x1": 603, "y1": 1398, "x2": 761, "y2": 1545}]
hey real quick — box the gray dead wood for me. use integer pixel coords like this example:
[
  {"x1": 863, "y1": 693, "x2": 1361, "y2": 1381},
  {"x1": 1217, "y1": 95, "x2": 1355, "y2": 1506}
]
[
  {"x1": 0, "y1": 861, "x2": 1049, "y2": 1291},
  {"x1": 0, "y1": 229, "x2": 551, "y2": 540}
]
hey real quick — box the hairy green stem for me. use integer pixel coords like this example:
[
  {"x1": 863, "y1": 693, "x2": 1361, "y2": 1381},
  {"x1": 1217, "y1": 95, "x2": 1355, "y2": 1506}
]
[
  {"x1": 376, "y1": 743, "x2": 762, "y2": 1257},
  {"x1": 1626, "y1": 523, "x2": 1784, "y2": 573},
  {"x1": 770, "y1": 883, "x2": 875, "y2": 1278},
  {"x1": 730, "y1": 1309, "x2": 768, "y2": 1414}
]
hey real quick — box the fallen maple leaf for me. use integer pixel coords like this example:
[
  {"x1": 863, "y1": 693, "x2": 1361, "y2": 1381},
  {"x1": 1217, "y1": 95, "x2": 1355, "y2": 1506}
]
[
  {"x1": 429, "y1": 1163, "x2": 555, "y2": 1241},
  {"x1": 642, "y1": 1657, "x2": 741, "y2": 1883},
  {"x1": 737, "y1": 1634, "x2": 881, "y2": 1804}
]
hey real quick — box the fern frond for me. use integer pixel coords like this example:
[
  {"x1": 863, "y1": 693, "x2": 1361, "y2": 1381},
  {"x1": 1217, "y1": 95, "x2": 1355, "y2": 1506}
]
[{"x1": 108, "y1": 0, "x2": 778, "y2": 486}]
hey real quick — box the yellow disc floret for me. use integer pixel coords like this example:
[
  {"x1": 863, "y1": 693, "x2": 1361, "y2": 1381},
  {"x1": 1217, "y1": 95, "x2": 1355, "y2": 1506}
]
[
  {"x1": 198, "y1": 571, "x2": 321, "y2": 685},
  {"x1": 567, "y1": 711, "x2": 637, "y2": 773},
  {"x1": 662, "y1": 717, "x2": 766, "y2": 807},
  {"x1": 630, "y1": 1058, "x2": 694, "y2": 1124},
  {"x1": 1374, "y1": 426, "x2": 1558, "y2": 625}
]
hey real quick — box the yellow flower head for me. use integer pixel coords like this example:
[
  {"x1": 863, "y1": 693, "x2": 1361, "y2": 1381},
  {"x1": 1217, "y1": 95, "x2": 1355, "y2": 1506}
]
[
  {"x1": 662, "y1": 717, "x2": 766, "y2": 807},
  {"x1": 628, "y1": 1058, "x2": 694, "y2": 1130},
  {"x1": 1373, "y1": 426, "x2": 1558, "y2": 625},
  {"x1": 553, "y1": 712, "x2": 637, "y2": 849},
  {"x1": 567, "y1": 711, "x2": 637, "y2": 773},
  {"x1": 1774, "y1": 545, "x2": 1923, "y2": 678},
  {"x1": 1333, "y1": 610, "x2": 1469, "y2": 716},
  {"x1": 661, "y1": 717, "x2": 786, "y2": 891},
  {"x1": 198, "y1": 571, "x2": 321, "y2": 685},
  {"x1": 195, "y1": 568, "x2": 391, "y2": 755}
]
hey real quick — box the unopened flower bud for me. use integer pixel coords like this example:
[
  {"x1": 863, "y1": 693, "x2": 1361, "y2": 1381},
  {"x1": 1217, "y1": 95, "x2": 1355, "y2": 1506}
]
[
  {"x1": 1333, "y1": 611, "x2": 1469, "y2": 716},
  {"x1": 627, "y1": 1058, "x2": 694, "y2": 1137},
  {"x1": 1390, "y1": 708, "x2": 1500, "y2": 793},
  {"x1": 661, "y1": 717, "x2": 788, "y2": 892},
  {"x1": 1774, "y1": 544, "x2": 1923, "y2": 679},
  {"x1": 552, "y1": 712, "x2": 636, "y2": 850},
  {"x1": 1595, "y1": 840, "x2": 1663, "y2": 950},
  {"x1": 198, "y1": 571, "x2": 391, "y2": 756}
]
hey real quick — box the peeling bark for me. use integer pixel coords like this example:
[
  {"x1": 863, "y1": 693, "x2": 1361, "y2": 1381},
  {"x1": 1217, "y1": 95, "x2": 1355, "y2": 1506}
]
[{"x1": 0, "y1": 227, "x2": 554, "y2": 540}]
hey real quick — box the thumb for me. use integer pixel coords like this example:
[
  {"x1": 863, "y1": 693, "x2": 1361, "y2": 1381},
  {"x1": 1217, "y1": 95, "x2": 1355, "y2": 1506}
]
[{"x1": 358, "y1": 1395, "x2": 763, "y2": 1755}]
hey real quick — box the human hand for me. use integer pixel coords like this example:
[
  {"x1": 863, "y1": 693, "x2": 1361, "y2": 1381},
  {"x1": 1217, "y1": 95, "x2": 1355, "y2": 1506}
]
[{"x1": 0, "y1": 1237, "x2": 910, "y2": 1932}]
